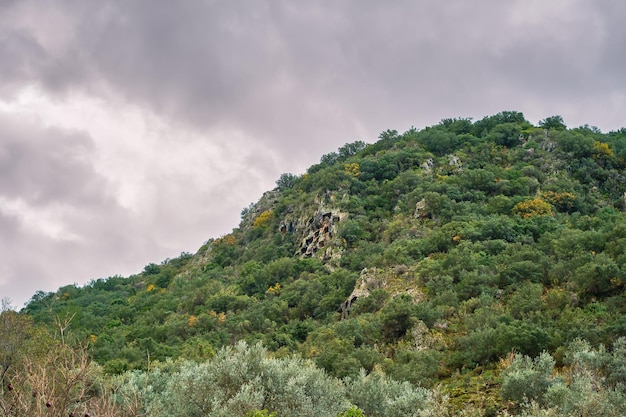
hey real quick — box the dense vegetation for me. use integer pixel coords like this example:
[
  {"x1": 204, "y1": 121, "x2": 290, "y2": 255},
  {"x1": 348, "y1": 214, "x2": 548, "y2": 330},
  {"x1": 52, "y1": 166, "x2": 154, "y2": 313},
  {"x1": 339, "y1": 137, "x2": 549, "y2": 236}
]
[{"x1": 4, "y1": 111, "x2": 626, "y2": 416}]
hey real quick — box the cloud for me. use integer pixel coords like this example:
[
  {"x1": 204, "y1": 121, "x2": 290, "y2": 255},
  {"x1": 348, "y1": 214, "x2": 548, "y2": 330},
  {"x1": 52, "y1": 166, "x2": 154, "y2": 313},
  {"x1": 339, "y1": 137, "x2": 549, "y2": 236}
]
[
  {"x1": 3, "y1": 1, "x2": 626, "y2": 140},
  {"x1": 0, "y1": 94, "x2": 282, "y2": 308},
  {"x1": 1, "y1": 0, "x2": 625, "y2": 307},
  {"x1": 0, "y1": 113, "x2": 118, "y2": 305},
  {"x1": 0, "y1": 115, "x2": 103, "y2": 205}
]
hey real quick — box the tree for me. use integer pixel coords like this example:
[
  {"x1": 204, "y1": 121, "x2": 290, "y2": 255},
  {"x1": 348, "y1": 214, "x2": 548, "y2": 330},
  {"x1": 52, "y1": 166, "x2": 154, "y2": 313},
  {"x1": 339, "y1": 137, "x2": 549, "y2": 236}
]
[
  {"x1": 380, "y1": 296, "x2": 416, "y2": 341},
  {"x1": 417, "y1": 128, "x2": 460, "y2": 156},
  {"x1": 439, "y1": 117, "x2": 473, "y2": 135},
  {"x1": 338, "y1": 141, "x2": 367, "y2": 159},
  {"x1": 339, "y1": 219, "x2": 365, "y2": 248},
  {"x1": 253, "y1": 210, "x2": 274, "y2": 230},
  {"x1": 0, "y1": 300, "x2": 35, "y2": 384},
  {"x1": 472, "y1": 111, "x2": 528, "y2": 136},
  {"x1": 0, "y1": 316, "x2": 115, "y2": 417},
  {"x1": 500, "y1": 352, "x2": 556, "y2": 407},
  {"x1": 276, "y1": 173, "x2": 298, "y2": 190},
  {"x1": 512, "y1": 198, "x2": 553, "y2": 218},
  {"x1": 539, "y1": 115, "x2": 566, "y2": 130},
  {"x1": 487, "y1": 122, "x2": 522, "y2": 147},
  {"x1": 501, "y1": 340, "x2": 626, "y2": 416},
  {"x1": 140, "y1": 342, "x2": 350, "y2": 417},
  {"x1": 344, "y1": 370, "x2": 442, "y2": 417}
]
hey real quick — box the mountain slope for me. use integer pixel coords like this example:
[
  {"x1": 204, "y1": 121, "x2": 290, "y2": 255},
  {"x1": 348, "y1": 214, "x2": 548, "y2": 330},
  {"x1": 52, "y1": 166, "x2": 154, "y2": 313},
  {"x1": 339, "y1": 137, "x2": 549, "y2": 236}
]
[{"x1": 22, "y1": 111, "x2": 626, "y2": 412}]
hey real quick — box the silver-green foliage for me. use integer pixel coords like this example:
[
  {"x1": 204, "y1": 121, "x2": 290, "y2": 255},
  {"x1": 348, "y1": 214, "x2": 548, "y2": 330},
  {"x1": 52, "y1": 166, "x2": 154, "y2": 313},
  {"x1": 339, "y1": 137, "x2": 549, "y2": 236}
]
[
  {"x1": 502, "y1": 338, "x2": 626, "y2": 417},
  {"x1": 122, "y1": 341, "x2": 348, "y2": 417},
  {"x1": 500, "y1": 351, "x2": 556, "y2": 406},
  {"x1": 345, "y1": 369, "x2": 446, "y2": 417},
  {"x1": 117, "y1": 341, "x2": 444, "y2": 417}
]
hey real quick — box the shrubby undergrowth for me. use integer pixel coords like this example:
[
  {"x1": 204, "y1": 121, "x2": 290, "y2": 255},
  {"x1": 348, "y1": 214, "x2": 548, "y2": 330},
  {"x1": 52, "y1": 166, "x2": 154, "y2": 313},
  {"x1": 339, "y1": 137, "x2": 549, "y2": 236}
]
[
  {"x1": 501, "y1": 338, "x2": 626, "y2": 416},
  {"x1": 115, "y1": 341, "x2": 446, "y2": 417},
  {"x1": 146, "y1": 342, "x2": 346, "y2": 417}
]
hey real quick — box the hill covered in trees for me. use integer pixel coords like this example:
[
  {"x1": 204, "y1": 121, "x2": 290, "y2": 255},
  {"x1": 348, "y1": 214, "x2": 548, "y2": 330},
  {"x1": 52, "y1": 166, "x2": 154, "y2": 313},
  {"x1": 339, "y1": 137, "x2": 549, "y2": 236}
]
[{"x1": 5, "y1": 111, "x2": 626, "y2": 416}]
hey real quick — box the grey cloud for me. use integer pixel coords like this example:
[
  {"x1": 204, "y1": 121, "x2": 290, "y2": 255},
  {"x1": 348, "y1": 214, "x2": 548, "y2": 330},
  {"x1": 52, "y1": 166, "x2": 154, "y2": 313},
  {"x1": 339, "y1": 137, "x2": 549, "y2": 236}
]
[
  {"x1": 0, "y1": 12, "x2": 86, "y2": 98},
  {"x1": 0, "y1": 114, "x2": 109, "y2": 206},
  {"x1": 0, "y1": 29, "x2": 46, "y2": 96},
  {"x1": 596, "y1": 2, "x2": 626, "y2": 81},
  {"x1": 0, "y1": 114, "x2": 172, "y2": 306},
  {"x1": 1, "y1": 1, "x2": 626, "y2": 307},
  {"x1": 0, "y1": 211, "x2": 18, "y2": 239},
  {"x1": 0, "y1": 214, "x2": 157, "y2": 308},
  {"x1": 3, "y1": 0, "x2": 625, "y2": 144},
  {"x1": 0, "y1": 108, "x2": 281, "y2": 307}
]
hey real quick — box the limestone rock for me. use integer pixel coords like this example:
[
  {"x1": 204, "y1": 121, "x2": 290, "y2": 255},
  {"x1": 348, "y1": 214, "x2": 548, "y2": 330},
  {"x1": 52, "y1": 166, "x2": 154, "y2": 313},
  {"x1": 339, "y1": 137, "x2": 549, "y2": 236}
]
[
  {"x1": 421, "y1": 158, "x2": 434, "y2": 173},
  {"x1": 341, "y1": 267, "x2": 423, "y2": 319},
  {"x1": 414, "y1": 198, "x2": 428, "y2": 219}
]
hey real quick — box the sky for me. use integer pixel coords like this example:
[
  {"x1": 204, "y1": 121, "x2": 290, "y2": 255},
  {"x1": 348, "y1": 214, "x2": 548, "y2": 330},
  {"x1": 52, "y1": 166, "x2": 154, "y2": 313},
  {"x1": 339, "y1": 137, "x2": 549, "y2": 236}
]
[{"x1": 1, "y1": 1, "x2": 625, "y2": 309}]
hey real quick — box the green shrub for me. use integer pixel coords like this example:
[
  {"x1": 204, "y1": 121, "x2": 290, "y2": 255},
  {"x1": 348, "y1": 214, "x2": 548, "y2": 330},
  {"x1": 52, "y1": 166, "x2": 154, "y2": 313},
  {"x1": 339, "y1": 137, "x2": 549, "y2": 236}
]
[
  {"x1": 338, "y1": 406, "x2": 366, "y2": 417},
  {"x1": 500, "y1": 340, "x2": 626, "y2": 416},
  {"x1": 133, "y1": 342, "x2": 349, "y2": 417},
  {"x1": 345, "y1": 369, "x2": 439, "y2": 417},
  {"x1": 500, "y1": 352, "x2": 556, "y2": 406}
]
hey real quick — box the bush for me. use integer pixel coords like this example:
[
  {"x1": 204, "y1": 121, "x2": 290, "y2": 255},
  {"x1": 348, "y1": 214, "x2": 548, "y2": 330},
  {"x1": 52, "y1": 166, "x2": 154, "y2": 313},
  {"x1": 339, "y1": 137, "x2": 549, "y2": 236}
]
[
  {"x1": 500, "y1": 340, "x2": 626, "y2": 416},
  {"x1": 513, "y1": 198, "x2": 553, "y2": 218},
  {"x1": 487, "y1": 123, "x2": 522, "y2": 147},
  {"x1": 125, "y1": 342, "x2": 349, "y2": 417},
  {"x1": 500, "y1": 352, "x2": 556, "y2": 406},
  {"x1": 116, "y1": 341, "x2": 448, "y2": 417},
  {"x1": 380, "y1": 296, "x2": 417, "y2": 341},
  {"x1": 254, "y1": 210, "x2": 274, "y2": 229},
  {"x1": 338, "y1": 406, "x2": 366, "y2": 417},
  {"x1": 345, "y1": 370, "x2": 439, "y2": 417}
]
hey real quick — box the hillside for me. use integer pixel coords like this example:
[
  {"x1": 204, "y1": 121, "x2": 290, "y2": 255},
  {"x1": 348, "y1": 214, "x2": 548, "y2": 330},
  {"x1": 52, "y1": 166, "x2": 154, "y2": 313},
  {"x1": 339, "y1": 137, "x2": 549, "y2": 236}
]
[{"x1": 8, "y1": 111, "x2": 626, "y2": 416}]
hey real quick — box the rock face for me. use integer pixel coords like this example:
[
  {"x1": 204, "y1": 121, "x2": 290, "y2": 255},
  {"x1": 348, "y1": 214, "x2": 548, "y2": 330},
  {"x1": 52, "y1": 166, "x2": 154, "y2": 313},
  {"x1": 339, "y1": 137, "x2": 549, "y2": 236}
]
[
  {"x1": 448, "y1": 154, "x2": 462, "y2": 172},
  {"x1": 245, "y1": 188, "x2": 348, "y2": 262},
  {"x1": 282, "y1": 197, "x2": 343, "y2": 261},
  {"x1": 298, "y1": 211, "x2": 340, "y2": 259},
  {"x1": 414, "y1": 198, "x2": 428, "y2": 219},
  {"x1": 240, "y1": 190, "x2": 280, "y2": 231},
  {"x1": 421, "y1": 158, "x2": 434, "y2": 173},
  {"x1": 341, "y1": 267, "x2": 423, "y2": 319}
]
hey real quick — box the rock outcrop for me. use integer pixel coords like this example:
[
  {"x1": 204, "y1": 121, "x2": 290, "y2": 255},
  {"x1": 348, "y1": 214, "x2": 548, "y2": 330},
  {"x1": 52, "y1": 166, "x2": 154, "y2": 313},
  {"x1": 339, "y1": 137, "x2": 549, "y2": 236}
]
[
  {"x1": 245, "y1": 188, "x2": 348, "y2": 262},
  {"x1": 298, "y1": 211, "x2": 340, "y2": 258},
  {"x1": 341, "y1": 267, "x2": 423, "y2": 319}
]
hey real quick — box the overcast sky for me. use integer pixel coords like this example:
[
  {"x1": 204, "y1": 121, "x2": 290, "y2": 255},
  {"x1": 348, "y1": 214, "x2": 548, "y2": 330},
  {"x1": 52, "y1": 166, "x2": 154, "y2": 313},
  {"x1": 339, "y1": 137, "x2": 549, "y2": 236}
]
[{"x1": 1, "y1": 1, "x2": 625, "y2": 309}]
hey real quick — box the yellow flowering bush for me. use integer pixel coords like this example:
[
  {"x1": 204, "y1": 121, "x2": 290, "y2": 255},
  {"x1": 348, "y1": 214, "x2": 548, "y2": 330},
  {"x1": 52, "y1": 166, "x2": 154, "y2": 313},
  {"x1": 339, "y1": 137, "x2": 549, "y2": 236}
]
[{"x1": 512, "y1": 198, "x2": 553, "y2": 218}]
